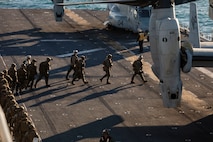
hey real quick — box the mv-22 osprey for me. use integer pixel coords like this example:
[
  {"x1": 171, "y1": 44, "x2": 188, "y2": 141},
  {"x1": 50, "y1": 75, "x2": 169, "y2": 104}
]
[
  {"x1": 52, "y1": 0, "x2": 213, "y2": 108},
  {"x1": 104, "y1": 4, "x2": 151, "y2": 32}
]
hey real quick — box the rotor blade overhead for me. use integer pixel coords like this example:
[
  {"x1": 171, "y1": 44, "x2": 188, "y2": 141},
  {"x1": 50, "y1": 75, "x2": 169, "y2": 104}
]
[
  {"x1": 56, "y1": 0, "x2": 135, "y2": 5},
  {"x1": 55, "y1": 0, "x2": 197, "y2": 7},
  {"x1": 55, "y1": 0, "x2": 155, "y2": 7}
]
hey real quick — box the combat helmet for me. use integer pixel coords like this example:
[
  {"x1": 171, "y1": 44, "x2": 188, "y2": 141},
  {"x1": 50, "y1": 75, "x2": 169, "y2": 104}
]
[{"x1": 107, "y1": 54, "x2": 112, "y2": 59}]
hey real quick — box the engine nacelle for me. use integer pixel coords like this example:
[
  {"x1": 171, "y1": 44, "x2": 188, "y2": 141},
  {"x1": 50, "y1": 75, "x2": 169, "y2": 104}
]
[
  {"x1": 157, "y1": 17, "x2": 182, "y2": 108},
  {"x1": 149, "y1": 6, "x2": 183, "y2": 108},
  {"x1": 53, "y1": 0, "x2": 64, "y2": 22},
  {"x1": 209, "y1": 0, "x2": 213, "y2": 20}
]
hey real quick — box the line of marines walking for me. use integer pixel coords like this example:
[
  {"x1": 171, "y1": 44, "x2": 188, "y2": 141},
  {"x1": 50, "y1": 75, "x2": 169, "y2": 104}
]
[
  {"x1": 65, "y1": 50, "x2": 147, "y2": 85},
  {"x1": 2, "y1": 55, "x2": 52, "y2": 95},
  {"x1": 1, "y1": 50, "x2": 147, "y2": 95}
]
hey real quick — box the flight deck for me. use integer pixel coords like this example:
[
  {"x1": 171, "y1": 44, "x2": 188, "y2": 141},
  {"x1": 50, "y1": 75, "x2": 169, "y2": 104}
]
[{"x1": 0, "y1": 9, "x2": 213, "y2": 142}]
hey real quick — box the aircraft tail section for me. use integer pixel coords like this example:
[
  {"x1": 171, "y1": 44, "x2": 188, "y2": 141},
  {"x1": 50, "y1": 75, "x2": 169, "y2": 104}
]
[
  {"x1": 189, "y1": 2, "x2": 200, "y2": 48},
  {"x1": 188, "y1": 3, "x2": 213, "y2": 67}
]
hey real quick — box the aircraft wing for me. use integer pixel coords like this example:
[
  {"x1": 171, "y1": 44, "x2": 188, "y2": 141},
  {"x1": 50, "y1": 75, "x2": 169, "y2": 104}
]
[
  {"x1": 192, "y1": 48, "x2": 213, "y2": 67},
  {"x1": 200, "y1": 42, "x2": 213, "y2": 48},
  {"x1": 55, "y1": 0, "x2": 197, "y2": 7}
]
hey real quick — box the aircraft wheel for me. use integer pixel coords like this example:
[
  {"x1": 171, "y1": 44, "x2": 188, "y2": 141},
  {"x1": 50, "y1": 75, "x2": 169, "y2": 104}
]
[{"x1": 106, "y1": 24, "x2": 113, "y2": 30}]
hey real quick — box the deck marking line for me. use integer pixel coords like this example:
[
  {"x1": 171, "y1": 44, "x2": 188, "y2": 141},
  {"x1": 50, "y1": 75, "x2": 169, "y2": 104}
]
[
  {"x1": 0, "y1": 54, "x2": 7, "y2": 69},
  {"x1": 56, "y1": 48, "x2": 104, "y2": 58},
  {"x1": 40, "y1": 39, "x2": 79, "y2": 42},
  {"x1": 195, "y1": 67, "x2": 213, "y2": 78},
  {"x1": 65, "y1": 9, "x2": 90, "y2": 26}
]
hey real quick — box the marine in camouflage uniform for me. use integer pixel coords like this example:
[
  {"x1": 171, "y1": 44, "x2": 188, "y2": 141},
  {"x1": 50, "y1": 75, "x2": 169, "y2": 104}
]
[
  {"x1": 71, "y1": 55, "x2": 88, "y2": 85},
  {"x1": 8, "y1": 63, "x2": 18, "y2": 93},
  {"x1": 23, "y1": 55, "x2": 32, "y2": 67},
  {"x1": 16, "y1": 64, "x2": 28, "y2": 94},
  {"x1": 100, "y1": 54, "x2": 113, "y2": 84},
  {"x1": 13, "y1": 110, "x2": 29, "y2": 142},
  {"x1": 34, "y1": 57, "x2": 52, "y2": 88},
  {"x1": 131, "y1": 55, "x2": 147, "y2": 84},
  {"x1": 22, "y1": 121, "x2": 39, "y2": 142},
  {"x1": 99, "y1": 129, "x2": 114, "y2": 142},
  {"x1": 5, "y1": 101, "x2": 19, "y2": 131},
  {"x1": 0, "y1": 90, "x2": 10, "y2": 110},
  {"x1": 66, "y1": 50, "x2": 79, "y2": 80},
  {"x1": 3, "y1": 69, "x2": 13, "y2": 89},
  {"x1": 0, "y1": 72, "x2": 10, "y2": 92},
  {"x1": 26, "y1": 59, "x2": 37, "y2": 90}
]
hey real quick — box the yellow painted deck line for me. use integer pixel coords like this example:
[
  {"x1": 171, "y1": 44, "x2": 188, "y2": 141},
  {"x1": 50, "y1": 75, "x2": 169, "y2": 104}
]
[{"x1": 65, "y1": 9, "x2": 90, "y2": 26}]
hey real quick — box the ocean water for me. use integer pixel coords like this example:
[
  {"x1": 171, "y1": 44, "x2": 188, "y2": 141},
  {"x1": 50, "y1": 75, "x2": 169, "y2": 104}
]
[
  {"x1": 176, "y1": 0, "x2": 213, "y2": 39},
  {"x1": 0, "y1": 0, "x2": 212, "y2": 37}
]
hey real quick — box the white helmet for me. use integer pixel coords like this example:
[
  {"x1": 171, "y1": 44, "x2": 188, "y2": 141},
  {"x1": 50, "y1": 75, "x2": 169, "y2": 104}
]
[{"x1": 73, "y1": 50, "x2": 78, "y2": 53}]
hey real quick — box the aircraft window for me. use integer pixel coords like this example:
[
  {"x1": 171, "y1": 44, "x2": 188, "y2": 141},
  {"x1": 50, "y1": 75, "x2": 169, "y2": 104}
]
[
  {"x1": 138, "y1": 10, "x2": 150, "y2": 17},
  {"x1": 111, "y1": 6, "x2": 120, "y2": 12}
]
